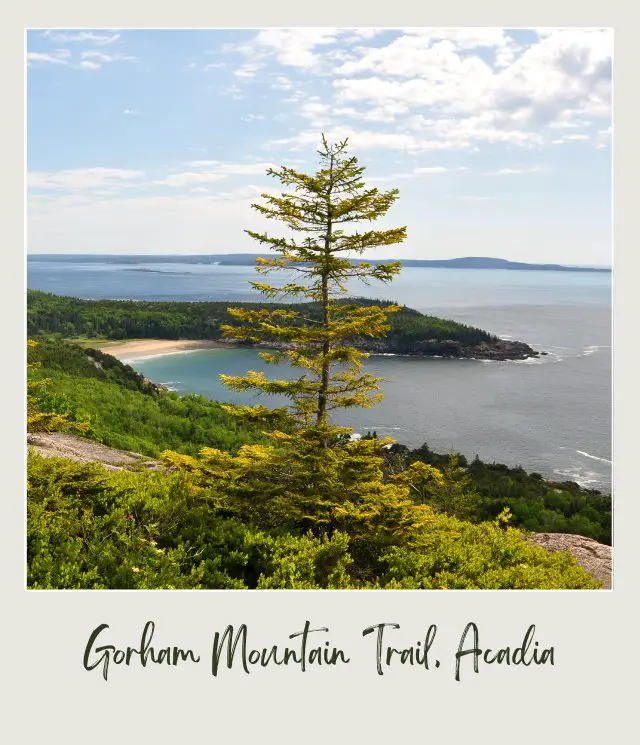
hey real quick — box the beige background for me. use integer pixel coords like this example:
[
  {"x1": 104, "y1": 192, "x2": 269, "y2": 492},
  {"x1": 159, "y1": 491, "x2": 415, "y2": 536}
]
[{"x1": 5, "y1": 2, "x2": 636, "y2": 742}]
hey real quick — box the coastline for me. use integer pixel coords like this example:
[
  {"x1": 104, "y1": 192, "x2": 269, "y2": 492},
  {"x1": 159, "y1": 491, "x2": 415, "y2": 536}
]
[
  {"x1": 97, "y1": 339, "x2": 232, "y2": 362},
  {"x1": 94, "y1": 339, "x2": 610, "y2": 494},
  {"x1": 98, "y1": 336, "x2": 543, "y2": 365}
]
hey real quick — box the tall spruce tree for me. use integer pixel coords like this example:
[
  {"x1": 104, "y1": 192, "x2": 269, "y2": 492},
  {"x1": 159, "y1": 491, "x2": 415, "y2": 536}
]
[
  {"x1": 166, "y1": 137, "x2": 437, "y2": 564},
  {"x1": 219, "y1": 136, "x2": 406, "y2": 431},
  {"x1": 160, "y1": 139, "x2": 601, "y2": 587}
]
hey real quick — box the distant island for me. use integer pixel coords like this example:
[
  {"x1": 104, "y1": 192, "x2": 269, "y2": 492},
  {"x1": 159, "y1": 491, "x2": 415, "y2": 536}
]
[{"x1": 27, "y1": 254, "x2": 611, "y2": 273}]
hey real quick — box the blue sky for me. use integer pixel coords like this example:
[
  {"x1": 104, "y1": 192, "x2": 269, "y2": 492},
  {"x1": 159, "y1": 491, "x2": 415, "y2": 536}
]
[{"x1": 27, "y1": 28, "x2": 612, "y2": 265}]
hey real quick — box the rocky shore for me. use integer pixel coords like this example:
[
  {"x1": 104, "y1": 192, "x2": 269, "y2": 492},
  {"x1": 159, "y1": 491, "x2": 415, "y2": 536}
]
[
  {"x1": 102, "y1": 336, "x2": 543, "y2": 363},
  {"x1": 249, "y1": 337, "x2": 543, "y2": 362},
  {"x1": 355, "y1": 337, "x2": 543, "y2": 361}
]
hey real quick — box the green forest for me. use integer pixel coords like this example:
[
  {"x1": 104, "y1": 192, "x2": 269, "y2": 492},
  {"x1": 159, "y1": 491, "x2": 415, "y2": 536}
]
[{"x1": 27, "y1": 289, "x2": 497, "y2": 348}]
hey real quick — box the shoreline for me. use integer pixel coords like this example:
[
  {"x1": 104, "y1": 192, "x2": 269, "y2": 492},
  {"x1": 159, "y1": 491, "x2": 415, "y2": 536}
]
[
  {"x1": 94, "y1": 338, "x2": 610, "y2": 494},
  {"x1": 98, "y1": 337, "x2": 543, "y2": 365},
  {"x1": 97, "y1": 339, "x2": 232, "y2": 362}
]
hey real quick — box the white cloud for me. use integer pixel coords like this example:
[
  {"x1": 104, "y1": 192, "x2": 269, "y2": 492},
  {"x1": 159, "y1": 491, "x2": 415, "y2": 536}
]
[
  {"x1": 482, "y1": 166, "x2": 546, "y2": 175},
  {"x1": 234, "y1": 62, "x2": 264, "y2": 78},
  {"x1": 186, "y1": 161, "x2": 275, "y2": 175},
  {"x1": 25, "y1": 28, "x2": 612, "y2": 263},
  {"x1": 28, "y1": 167, "x2": 145, "y2": 191},
  {"x1": 320, "y1": 28, "x2": 611, "y2": 151},
  {"x1": 41, "y1": 30, "x2": 120, "y2": 45},
  {"x1": 414, "y1": 165, "x2": 466, "y2": 174},
  {"x1": 155, "y1": 160, "x2": 277, "y2": 187},
  {"x1": 242, "y1": 28, "x2": 339, "y2": 70},
  {"x1": 368, "y1": 165, "x2": 467, "y2": 182},
  {"x1": 81, "y1": 51, "x2": 137, "y2": 63},
  {"x1": 267, "y1": 123, "x2": 525, "y2": 154},
  {"x1": 75, "y1": 50, "x2": 137, "y2": 70},
  {"x1": 28, "y1": 190, "x2": 268, "y2": 254},
  {"x1": 28, "y1": 162, "x2": 279, "y2": 196},
  {"x1": 156, "y1": 172, "x2": 228, "y2": 187},
  {"x1": 271, "y1": 75, "x2": 293, "y2": 90},
  {"x1": 221, "y1": 84, "x2": 246, "y2": 100},
  {"x1": 27, "y1": 51, "x2": 69, "y2": 66},
  {"x1": 297, "y1": 100, "x2": 334, "y2": 127}
]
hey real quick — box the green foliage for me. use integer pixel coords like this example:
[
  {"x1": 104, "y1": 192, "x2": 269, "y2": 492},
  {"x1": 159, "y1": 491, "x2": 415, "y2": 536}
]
[
  {"x1": 387, "y1": 444, "x2": 611, "y2": 544},
  {"x1": 27, "y1": 340, "x2": 90, "y2": 434},
  {"x1": 27, "y1": 451, "x2": 354, "y2": 590},
  {"x1": 27, "y1": 292, "x2": 496, "y2": 349},
  {"x1": 377, "y1": 517, "x2": 599, "y2": 589},
  {"x1": 29, "y1": 336, "x2": 161, "y2": 394},
  {"x1": 390, "y1": 455, "x2": 481, "y2": 520},
  {"x1": 251, "y1": 531, "x2": 353, "y2": 589},
  {"x1": 29, "y1": 338, "x2": 283, "y2": 457},
  {"x1": 161, "y1": 429, "x2": 599, "y2": 589},
  {"x1": 27, "y1": 451, "x2": 599, "y2": 589},
  {"x1": 27, "y1": 453, "x2": 199, "y2": 589}
]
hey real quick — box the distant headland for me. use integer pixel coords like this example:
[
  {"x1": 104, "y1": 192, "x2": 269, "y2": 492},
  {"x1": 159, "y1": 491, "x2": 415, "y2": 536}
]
[{"x1": 27, "y1": 254, "x2": 611, "y2": 273}]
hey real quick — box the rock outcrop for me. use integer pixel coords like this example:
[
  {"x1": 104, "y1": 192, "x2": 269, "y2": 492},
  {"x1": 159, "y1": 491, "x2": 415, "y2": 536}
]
[
  {"x1": 528, "y1": 532, "x2": 612, "y2": 588},
  {"x1": 248, "y1": 337, "x2": 542, "y2": 361},
  {"x1": 356, "y1": 337, "x2": 542, "y2": 361},
  {"x1": 27, "y1": 432, "x2": 161, "y2": 472}
]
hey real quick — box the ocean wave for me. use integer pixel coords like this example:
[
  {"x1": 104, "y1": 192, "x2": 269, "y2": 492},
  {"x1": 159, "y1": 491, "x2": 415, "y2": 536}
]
[
  {"x1": 513, "y1": 355, "x2": 556, "y2": 365},
  {"x1": 581, "y1": 345, "x2": 611, "y2": 356},
  {"x1": 576, "y1": 449, "x2": 612, "y2": 465},
  {"x1": 553, "y1": 467, "x2": 605, "y2": 488},
  {"x1": 354, "y1": 426, "x2": 409, "y2": 432}
]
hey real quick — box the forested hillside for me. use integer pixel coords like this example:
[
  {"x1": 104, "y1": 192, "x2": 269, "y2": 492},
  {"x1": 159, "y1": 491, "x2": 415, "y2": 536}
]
[{"x1": 28, "y1": 289, "x2": 496, "y2": 346}]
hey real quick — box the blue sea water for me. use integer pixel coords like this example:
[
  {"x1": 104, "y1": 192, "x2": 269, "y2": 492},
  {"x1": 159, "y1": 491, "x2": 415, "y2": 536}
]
[{"x1": 28, "y1": 258, "x2": 612, "y2": 491}]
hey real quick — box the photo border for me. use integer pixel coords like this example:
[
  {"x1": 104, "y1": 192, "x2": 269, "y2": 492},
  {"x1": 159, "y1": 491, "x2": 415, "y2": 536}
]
[{"x1": 6, "y1": 2, "x2": 637, "y2": 742}]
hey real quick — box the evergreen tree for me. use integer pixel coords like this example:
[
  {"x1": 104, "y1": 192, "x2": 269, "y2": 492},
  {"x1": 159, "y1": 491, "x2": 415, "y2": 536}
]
[
  {"x1": 219, "y1": 135, "x2": 406, "y2": 430},
  {"x1": 425, "y1": 455, "x2": 481, "y2": 520},
  {"x1": 165, "y1": 136, "x2": 433, "y2": 568}
]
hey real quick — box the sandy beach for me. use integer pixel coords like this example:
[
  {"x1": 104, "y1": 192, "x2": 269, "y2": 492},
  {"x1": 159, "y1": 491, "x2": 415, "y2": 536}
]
[{"x1": 98, "y1": 339, "x2": 229, "y2": 362}]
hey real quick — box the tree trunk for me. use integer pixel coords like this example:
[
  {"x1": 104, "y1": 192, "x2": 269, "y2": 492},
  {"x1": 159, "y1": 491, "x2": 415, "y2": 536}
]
[{"x1": 317, "y1": 153, "x2": 334, "y2": 427}]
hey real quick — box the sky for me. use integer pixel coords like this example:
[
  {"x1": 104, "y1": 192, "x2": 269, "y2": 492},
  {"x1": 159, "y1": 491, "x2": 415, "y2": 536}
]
[{"x1": 26, "y1": 28, "x2": 612, "y2": 265}]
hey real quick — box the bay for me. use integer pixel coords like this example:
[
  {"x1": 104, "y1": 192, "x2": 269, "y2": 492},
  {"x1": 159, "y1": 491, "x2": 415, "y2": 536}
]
[{"x1": 27, "y1": 258, "x2": 612, "y2": 491}]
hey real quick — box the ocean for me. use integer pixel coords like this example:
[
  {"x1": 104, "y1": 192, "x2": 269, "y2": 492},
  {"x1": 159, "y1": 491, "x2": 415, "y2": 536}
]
[{"x1": 27, "y1": 258, "x2": 612, "y2": 492}]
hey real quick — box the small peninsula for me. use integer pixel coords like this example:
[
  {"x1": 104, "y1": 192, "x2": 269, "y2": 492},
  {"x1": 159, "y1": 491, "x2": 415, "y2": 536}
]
[{"x1": 27, "y1": 290, "x2": 541, "y2": 362}]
